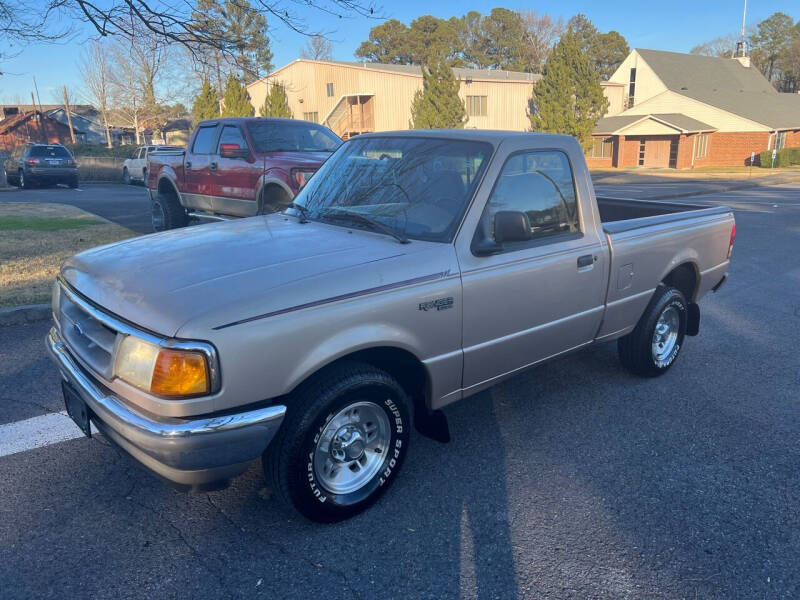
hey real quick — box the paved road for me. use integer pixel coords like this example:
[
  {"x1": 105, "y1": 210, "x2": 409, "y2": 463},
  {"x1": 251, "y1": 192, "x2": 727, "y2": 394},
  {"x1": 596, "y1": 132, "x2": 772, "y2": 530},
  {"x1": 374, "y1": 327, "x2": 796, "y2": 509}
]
[
  {"x1": 1, "y1": 184, "x2": 799, "y2": 599},
  {"x1": 0, "y1": 183, "x2": 152, "y2": 233}
]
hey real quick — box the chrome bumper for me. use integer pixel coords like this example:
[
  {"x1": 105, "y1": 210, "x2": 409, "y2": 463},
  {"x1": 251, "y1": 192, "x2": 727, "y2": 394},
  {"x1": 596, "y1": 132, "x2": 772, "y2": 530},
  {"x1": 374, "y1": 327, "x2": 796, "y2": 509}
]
[{"x1": 46, "y1": 327, "x2": 286, "y2": 490}]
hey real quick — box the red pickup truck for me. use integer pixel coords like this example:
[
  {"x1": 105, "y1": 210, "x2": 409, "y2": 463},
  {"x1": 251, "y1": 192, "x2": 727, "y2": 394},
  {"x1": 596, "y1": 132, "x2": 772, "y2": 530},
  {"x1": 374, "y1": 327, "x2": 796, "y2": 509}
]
[{"x1": 146, "y1": 117, "x2": 341, "y2": 231}]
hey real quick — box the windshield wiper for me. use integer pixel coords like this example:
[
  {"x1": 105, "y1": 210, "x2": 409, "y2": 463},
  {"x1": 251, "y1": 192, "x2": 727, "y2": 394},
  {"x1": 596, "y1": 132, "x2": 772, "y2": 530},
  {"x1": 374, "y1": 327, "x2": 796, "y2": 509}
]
[
  {"x1": 288, "y1": 202, "x2": 309, "y2": 223},
  {"x1": 321, "y1": 208, "x2": 409, "y2": 244}
]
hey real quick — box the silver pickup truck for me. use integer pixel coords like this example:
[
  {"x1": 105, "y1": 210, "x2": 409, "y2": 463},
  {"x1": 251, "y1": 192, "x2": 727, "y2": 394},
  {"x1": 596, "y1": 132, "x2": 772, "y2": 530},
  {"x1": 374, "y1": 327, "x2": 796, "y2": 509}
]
[{"x1": 47, "y1": 131, "x2": 735, "y2": 522}]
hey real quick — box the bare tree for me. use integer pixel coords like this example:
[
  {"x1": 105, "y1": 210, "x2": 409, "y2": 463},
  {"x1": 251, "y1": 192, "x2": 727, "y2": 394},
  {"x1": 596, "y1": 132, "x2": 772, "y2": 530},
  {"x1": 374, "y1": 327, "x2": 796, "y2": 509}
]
[
  {"x1": 79, "y1": 40, "x2": 114, "y2": 147},
  {"x1": 1, "y1": 1, "x2": 379, "y2": 61},
  {"x1": 690, "y1": 34, "x2": 739, "y2": 58},
  {"x1": 301, "y1": 34, "x2": 333, "y2": 61},
  {"x1": 519, "y1": 11, "x2": 565, "y2": 73}
]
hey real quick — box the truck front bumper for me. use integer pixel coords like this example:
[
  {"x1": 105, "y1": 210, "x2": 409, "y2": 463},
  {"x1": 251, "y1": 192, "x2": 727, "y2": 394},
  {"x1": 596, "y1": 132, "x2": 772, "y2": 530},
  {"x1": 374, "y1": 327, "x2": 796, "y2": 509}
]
[{"x1": 46, "y1": 327, "x2": 286, "y2": 491}]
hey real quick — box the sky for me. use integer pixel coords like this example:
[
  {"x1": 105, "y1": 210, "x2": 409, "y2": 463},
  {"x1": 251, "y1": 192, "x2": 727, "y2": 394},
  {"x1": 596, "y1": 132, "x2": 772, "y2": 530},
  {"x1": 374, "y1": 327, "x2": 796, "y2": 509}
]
[{"x1": 0, "y1": 0, "x2": 797, "y2": 106}]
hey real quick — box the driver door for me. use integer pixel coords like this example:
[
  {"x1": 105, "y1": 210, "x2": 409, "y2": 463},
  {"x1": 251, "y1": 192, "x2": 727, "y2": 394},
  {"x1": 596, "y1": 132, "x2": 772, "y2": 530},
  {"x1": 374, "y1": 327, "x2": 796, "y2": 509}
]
[{"x1": 458, "y1": 149, "x2": 608, "y2": 391}]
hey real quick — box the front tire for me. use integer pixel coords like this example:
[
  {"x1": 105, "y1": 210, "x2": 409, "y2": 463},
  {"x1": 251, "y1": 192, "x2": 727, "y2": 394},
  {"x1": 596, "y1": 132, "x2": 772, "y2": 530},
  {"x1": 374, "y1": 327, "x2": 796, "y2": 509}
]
[
  {"x1": 265, "y1": 362, "x2": 412, "y2": 522},
  {"x1": 151, "y1": 191, "x2": 188, "y2": 231},
  {"x1": 618, "y1": 285, "x2": 687, "y2": 377},
  {"x1": 123, "y1": 168, "x2": 131, "y2": 185}
]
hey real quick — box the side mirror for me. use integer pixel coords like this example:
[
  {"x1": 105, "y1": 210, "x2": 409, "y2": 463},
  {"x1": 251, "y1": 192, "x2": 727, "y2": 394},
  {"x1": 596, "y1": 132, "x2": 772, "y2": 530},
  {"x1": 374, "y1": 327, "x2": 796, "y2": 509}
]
[
  {"x1": 219, "y1": 143, "x2": 250, "y2": 159},
  {"x1": 493, "y1": 210, "x2": 532, "y2": 244}
]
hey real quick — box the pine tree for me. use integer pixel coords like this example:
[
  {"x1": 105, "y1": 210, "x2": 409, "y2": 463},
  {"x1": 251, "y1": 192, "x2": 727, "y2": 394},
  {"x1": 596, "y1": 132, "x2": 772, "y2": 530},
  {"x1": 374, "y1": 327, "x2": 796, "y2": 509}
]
[
  {"x1": 409, "y1": 62, "x2": 466, "y2": 129},
  {"x1": 192, "y1": 78, "x2": 219, "y2": 120},
  {"x1": 258, "y1": 82, "x2": 292, "y2": 117},
  {"x1": 220, "y1": 75, "x2": 254, "y2": 117},
  {"x1": 529, "y1": 28, "x2": 608, "y2": 149}
]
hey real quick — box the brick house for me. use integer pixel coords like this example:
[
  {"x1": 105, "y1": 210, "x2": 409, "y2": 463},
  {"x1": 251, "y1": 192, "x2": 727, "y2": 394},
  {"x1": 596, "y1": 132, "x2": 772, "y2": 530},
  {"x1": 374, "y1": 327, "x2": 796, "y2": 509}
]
[
  {"x1": 0, "y1": 110, "x2": 77, "y2": 150},
  {"x1": 588, "y1": 49, "x2": 800, "y2": 169}
]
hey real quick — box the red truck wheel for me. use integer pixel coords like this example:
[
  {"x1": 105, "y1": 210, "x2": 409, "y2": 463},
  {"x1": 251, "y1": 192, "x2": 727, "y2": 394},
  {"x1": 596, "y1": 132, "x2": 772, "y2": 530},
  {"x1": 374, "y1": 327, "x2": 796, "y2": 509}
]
[{"x1": 151, "y1": 192, "x2": 188, "y2": 231}]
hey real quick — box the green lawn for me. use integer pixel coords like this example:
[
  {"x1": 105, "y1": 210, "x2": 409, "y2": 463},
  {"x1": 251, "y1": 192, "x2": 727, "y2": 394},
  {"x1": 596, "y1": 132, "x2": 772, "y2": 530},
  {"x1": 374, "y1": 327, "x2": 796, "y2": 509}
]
[{"x1": 0, "y1": 216, "x2": 101, "y2": 231}]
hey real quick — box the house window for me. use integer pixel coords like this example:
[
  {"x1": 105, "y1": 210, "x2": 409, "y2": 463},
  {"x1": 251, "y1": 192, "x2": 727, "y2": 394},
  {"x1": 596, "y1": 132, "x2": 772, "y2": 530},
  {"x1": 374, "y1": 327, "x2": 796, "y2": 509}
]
[
  {"x1": 695, "y1": 134, "x2": 709, "y2": 159},
  {"x1": 303, "y1": 112, "x2": 319, "y2": 123},
  {"x1": 776, "y1": 131, "x2": 787, "y2": 150},
  {"x1": 466, "y1": 95, "x2": 488, "y2": 117},
  {"x1": 589, "y1": 137, "x2": 614, "y2": 158},
  {"x1": 627, "y1": 68, "x2": 637, "y2": 108},
  {"x1": 638, "y1": 139, "x2": 646, "y2": 166},
  {"x1": 326, "y1": 83, "x2": 334, "y2": 97}
]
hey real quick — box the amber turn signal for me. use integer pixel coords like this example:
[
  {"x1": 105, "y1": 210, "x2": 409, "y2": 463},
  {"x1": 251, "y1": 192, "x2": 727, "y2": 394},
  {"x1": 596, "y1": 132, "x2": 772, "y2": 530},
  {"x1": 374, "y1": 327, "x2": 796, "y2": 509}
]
[{"x1": 150, "y1": 348, "x2": 210, "y2": 397}]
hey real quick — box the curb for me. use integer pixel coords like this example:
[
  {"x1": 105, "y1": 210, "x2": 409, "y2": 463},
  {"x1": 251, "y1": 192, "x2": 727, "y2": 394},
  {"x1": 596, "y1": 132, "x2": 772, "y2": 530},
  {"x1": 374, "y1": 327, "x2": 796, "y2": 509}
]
[
  {"x1": 638, "y1": 175, "x2": 800, "y2": 201},
  {"x1": 0, "y1": 304, "x2": 50, "y2": 327}
]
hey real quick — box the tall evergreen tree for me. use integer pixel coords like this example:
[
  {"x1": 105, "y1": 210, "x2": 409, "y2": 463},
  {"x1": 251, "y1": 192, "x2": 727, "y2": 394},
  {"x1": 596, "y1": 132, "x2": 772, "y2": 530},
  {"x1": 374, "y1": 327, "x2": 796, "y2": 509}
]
[
  {"x1": 409, "y1": 62, "x2": 466, "y2": 129},
  {"x1": 192, "y1": 78, "x2": 219, "y2": 120},
  {"x1": 221, "y1": 75, "x2": 254, "y2": 117},
  {"x1": 259, "y1": 82, "x2": 292, "y2": 117},
  {"x1": 529, "y1": 29, "x2": 608, "y2": 149}
]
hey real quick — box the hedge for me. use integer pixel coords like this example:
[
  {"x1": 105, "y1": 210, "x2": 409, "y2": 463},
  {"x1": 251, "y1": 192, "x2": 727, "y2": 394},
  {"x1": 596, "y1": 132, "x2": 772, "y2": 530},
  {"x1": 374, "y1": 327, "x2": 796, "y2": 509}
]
[
  {"x1": 759, "y1": 147, "x2": 800, "y2": 168},
  {"x1": 64, "y1": 143, "x2": 138, "y2": 159}
]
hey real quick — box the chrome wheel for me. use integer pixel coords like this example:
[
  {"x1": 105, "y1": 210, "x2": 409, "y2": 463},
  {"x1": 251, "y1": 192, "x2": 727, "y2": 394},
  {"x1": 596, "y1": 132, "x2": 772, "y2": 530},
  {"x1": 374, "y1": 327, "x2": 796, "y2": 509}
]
[
  {"x1": 151, "y1": 201, "x2": 165, "y2": 231},
  {"x1": 19, "y1": 170, "x2": 24, "y2": 188},
  {"x1": 652, "y1": 305, "x2": 679, "y2": 364},
  {"x1": 313, "y1": 401, "x2": 391, "y2": 495}
]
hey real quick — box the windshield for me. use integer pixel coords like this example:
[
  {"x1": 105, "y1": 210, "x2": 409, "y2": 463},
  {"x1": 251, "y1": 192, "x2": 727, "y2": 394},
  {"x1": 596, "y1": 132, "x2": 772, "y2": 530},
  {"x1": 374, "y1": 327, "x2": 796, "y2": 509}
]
[
  {"x1": 291, "y1": 136, "x2": 493, "y2": 243},
  {"x1": 246, "y1": 121, "x2": 341, "y2": 153}
]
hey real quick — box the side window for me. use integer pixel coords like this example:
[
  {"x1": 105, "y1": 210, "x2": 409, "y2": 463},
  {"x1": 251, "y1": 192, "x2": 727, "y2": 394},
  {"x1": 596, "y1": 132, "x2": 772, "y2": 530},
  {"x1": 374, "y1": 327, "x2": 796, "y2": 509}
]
[
  {"x1": 192, "y1": 126, "x2": 218, "y2": 154},
  {"x1": 217, "y1": 125, "x2": 248, "y2": 152},
  {"x1": 137, "y1": 148, "x2": 145, "y2": 159},
  {"x1": 483, "y1": 150, "x2": 580, "y2": 243}
]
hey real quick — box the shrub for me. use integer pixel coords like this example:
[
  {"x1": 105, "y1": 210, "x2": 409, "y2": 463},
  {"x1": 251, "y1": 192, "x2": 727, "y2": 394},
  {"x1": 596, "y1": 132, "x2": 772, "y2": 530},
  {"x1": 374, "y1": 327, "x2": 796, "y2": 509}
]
[
  {"x1": 64, "y1": 143, "x2": 139, "y2": 159},
  {"x1": 759, "y1": 147, "x2": 800, "y2": 168}
]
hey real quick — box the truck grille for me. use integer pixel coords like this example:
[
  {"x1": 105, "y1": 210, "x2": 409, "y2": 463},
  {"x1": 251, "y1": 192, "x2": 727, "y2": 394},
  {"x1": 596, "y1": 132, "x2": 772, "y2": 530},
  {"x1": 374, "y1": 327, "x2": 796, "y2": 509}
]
[{"x1": 57, "y1": 286, "x2": 118, "y2": 379}]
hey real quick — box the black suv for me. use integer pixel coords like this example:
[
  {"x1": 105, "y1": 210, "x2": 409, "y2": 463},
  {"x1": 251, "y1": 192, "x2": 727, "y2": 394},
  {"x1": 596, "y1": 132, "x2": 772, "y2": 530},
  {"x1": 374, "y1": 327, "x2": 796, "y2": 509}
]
[{"x1": 14, "y1": 144, "x2": 79, "y2": 189}]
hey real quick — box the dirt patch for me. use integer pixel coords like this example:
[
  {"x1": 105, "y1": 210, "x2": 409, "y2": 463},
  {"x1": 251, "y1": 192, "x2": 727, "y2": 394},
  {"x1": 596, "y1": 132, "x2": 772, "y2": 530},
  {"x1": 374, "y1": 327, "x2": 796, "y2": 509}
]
[{"x1": 0, "y1": 203, "x2": 136, "y2": 308}]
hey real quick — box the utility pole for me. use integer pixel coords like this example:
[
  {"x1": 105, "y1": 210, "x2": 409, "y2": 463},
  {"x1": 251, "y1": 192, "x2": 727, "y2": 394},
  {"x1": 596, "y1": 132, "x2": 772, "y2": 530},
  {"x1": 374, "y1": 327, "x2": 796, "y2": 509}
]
[
  {"x1": 32, "y1": 77, "x2": 48, "y2": 142},
  {"x1": 63, "y1": 86, "x2": 76, "y2": 144},
  {"x1": 31, "y1": 91, "x2": 45, "y2": 143}
]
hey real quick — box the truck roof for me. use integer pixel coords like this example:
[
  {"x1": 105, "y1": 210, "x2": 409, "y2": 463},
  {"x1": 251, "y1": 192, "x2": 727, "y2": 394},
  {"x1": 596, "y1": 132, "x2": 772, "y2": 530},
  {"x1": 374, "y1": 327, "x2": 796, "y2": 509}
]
[
  {"x1": 355, "y1": 129, "x2": 578, "y2": 145},
  {"x1": 195, "y1": 117, "x2": 317, "y2": 127}
]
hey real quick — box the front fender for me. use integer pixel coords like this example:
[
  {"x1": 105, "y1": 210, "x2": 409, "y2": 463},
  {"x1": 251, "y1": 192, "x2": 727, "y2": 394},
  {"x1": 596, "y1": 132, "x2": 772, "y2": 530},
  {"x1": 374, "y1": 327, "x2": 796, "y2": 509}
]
[{"x1": 284, "y1": 324, "x2": 426, "y2": 394}]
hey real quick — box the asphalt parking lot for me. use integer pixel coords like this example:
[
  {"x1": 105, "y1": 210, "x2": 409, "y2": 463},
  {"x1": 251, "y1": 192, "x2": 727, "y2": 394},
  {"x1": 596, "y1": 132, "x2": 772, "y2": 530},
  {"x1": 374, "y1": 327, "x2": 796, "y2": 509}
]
[{"x1": 1, "y1": 183, "x2": 799, "y2": 599}]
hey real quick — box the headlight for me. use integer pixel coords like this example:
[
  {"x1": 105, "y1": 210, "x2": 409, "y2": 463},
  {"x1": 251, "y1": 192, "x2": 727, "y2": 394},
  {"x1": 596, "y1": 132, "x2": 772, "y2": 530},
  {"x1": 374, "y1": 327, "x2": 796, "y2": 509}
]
[{"x1": 114, "y1": 335, "x2": 211, "y2": 397}]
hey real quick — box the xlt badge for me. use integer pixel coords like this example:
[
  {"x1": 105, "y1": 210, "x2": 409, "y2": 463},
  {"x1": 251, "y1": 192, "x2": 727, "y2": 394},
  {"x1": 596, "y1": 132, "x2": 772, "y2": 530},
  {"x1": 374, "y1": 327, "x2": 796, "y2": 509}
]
[{"x1": 419, "y1": 297, "x2": 454, "y2": 312}]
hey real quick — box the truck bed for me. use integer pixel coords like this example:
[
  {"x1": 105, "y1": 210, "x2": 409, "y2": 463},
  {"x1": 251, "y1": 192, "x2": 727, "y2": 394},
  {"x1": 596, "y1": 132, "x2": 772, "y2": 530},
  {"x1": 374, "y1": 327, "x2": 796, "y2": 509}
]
[{"x1": 597, "y1": 196, "x2": 731, "y2": 234}]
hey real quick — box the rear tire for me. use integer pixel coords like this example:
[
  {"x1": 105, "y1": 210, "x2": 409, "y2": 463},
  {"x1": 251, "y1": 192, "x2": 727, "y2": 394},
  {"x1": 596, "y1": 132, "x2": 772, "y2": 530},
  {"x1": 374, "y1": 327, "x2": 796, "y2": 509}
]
[
  {"x1": 264, "y1": 362, "x2": 412, "y2": 522},
  {"x1": 68, "y1": 176, "x2": 79, "y2": 189},
  {"x1": 618, "y1": 285, "x2": 687, "y2": 377},
  {"x1": 19, "y1": 170, "x2": 33, "y2": 189},
  {"x1": 151, "y1": 190, "x2": 188, "y2": 231}
]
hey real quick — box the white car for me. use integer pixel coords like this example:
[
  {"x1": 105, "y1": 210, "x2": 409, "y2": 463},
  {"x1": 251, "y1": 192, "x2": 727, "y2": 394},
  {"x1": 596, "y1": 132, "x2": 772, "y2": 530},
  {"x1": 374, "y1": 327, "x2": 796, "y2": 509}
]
[{"x1": 122, "y1": 145, "x2": 180, "y2": 185}]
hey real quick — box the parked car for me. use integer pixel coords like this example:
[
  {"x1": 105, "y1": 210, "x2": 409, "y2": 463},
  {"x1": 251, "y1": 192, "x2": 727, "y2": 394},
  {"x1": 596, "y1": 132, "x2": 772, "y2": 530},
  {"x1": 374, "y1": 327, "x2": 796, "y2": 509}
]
[
  {"x1": 146, "y1": 117, "x2": 341, "y2": 231},
  {"x1": 13, "y1": 143, "x2": 79, "y2": 189},
  {"x1": 122, "y1": 145, "x2": 181, "y2": 185},
  {"x1": 47, "y1": 131, "x2": 735, "y2": 522}
]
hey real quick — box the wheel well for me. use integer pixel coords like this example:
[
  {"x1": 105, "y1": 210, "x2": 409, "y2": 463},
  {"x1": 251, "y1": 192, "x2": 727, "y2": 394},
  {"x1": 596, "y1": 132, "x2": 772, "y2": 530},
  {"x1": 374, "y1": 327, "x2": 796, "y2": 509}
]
[
  {"x1": 260, "y1": 183, "x2": 291, "y2": 204},
  {"x1": 157, "y1": 177, "x2": 178, "y2": 198},
  {"x1": 312, "y1": 347, "x2": 430, "y2": 417},
  {"x1": 662, "y1": 262, "x2": 698, "y2": 302}
]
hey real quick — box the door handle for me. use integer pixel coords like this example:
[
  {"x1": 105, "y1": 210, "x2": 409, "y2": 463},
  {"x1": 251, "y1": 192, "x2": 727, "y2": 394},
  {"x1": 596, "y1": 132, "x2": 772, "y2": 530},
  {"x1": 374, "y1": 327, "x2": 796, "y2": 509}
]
[
  {"x1": 577, "y1": 254, "x2": 596, "y2": 269},
  {"x1": 210, "y1": 162, "x2": 218, "y2": 171},
  {"x1": 185, "y1": 161, "x2": 192, "y2": 168}
]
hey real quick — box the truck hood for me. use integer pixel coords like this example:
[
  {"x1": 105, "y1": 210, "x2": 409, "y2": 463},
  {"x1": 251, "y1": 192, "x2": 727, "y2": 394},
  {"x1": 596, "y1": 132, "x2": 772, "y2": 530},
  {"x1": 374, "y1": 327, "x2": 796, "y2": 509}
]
[{"x1": 61, "y1": 215, "x2": 449, "y2": 337}]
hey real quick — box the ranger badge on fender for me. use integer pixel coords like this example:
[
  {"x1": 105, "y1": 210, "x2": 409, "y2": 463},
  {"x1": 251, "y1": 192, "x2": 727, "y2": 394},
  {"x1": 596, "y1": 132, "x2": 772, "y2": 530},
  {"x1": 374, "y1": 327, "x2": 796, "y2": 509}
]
[{"x1": 419, "y1": 297, "x2": 454, "y2": 312}]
